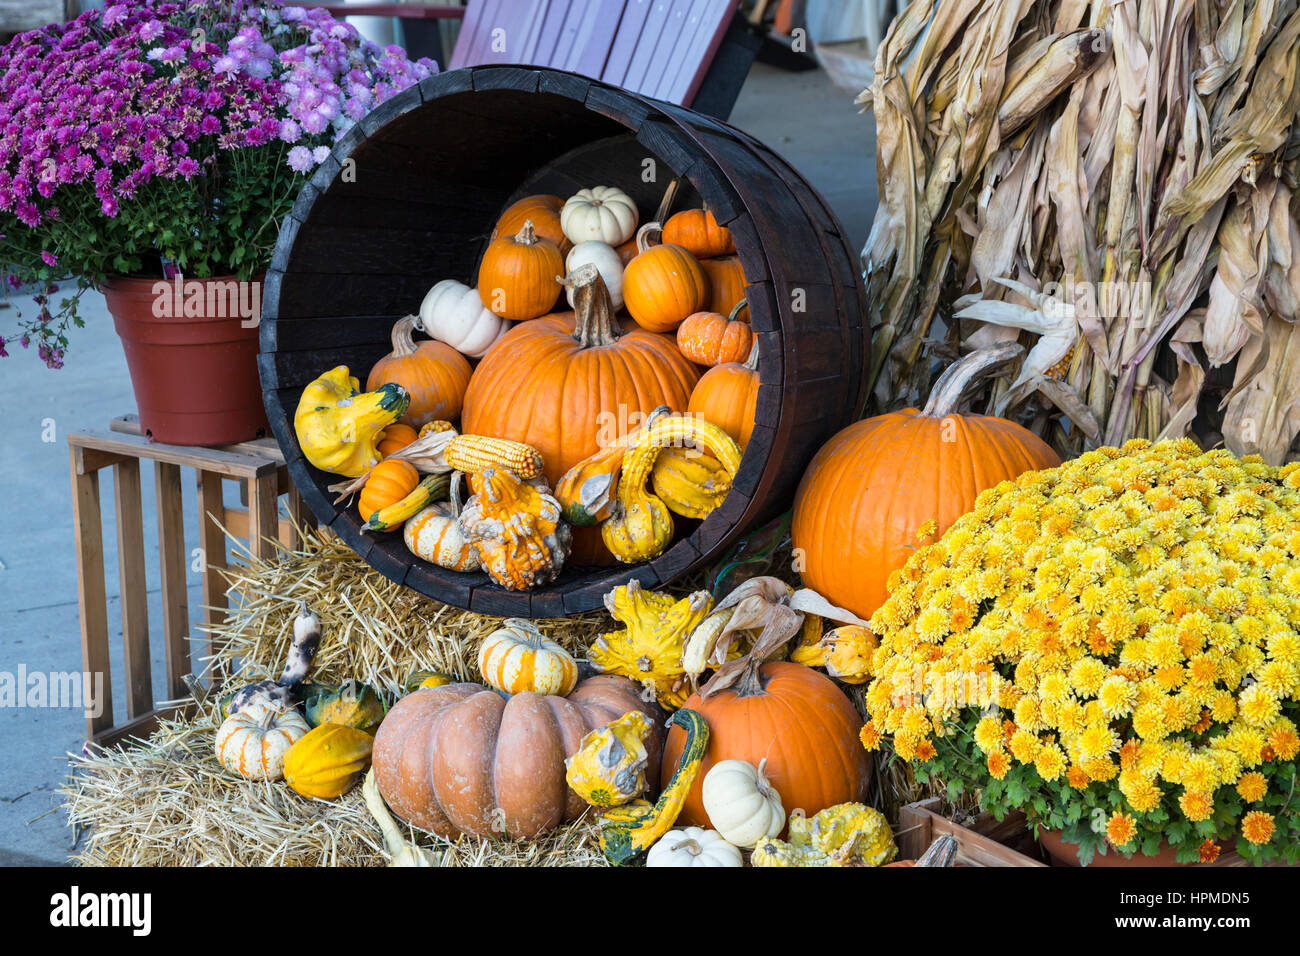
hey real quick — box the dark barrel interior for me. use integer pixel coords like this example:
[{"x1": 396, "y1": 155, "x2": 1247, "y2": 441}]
[{"x1": 259, "y1": 65, "x2": 869, "y2": 617}]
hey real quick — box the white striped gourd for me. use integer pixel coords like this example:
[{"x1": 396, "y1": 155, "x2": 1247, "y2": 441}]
[{"x1": 478, "y1": 619, "x2": 578, "y2": 697}]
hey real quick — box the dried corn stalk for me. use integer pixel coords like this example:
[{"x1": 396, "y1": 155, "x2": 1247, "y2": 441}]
[{"x1": 860, "y1": 0, "x2": 1300, "y2": 463}]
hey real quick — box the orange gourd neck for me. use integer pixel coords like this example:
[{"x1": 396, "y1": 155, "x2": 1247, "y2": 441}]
[{"x1": 562, "y1": 264, "x2": 621, "y2": 348}]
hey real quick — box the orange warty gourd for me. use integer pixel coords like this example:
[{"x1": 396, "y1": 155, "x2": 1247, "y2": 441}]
[
  {"x1": 366, "y1": 316, "x2": 473, "y2": 428},
  {"x1": 476, "y1": 219, "x2": 564, "y2": 320},
  {"x1": 687, "y1": 342, "x2": 758, "y2": 449},
  {"x1": 791, "y1": 344, "x2": 1062, "y2": 621},
  {"x1": 662, "y1": 661, "x2": 870, "y2": 830},
  {"x1": 376, "y1": 423, "x2": 418, "y2": 458},
  {"x1": 492, "y1": 194, "x2": 571, "y2": 256},
  {"x1": 676, "y1": 300, "x2": 754, "y2": 367},
  {"x1": 461, "y1": 265, "x2": 699, "y2": 488},
  {"x1": 623, "y1": 225, "x2": 708, "y2": 333},
  {"x1": 662, "y1": 207, "x2": 735, "y2": 259},
  {"x1": 358, "y1": 458, "x2": 419, "y2": 522},
  {"x1": 699, "y1": 255, "x2": 748, "y2": 321}
]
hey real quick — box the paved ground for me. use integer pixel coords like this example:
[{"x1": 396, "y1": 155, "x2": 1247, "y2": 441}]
[{"x1": 0, "y1": 61, "x2": 876, "y2": 865}]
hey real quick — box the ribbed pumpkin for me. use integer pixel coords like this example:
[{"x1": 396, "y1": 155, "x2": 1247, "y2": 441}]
[
  {"x1": 699, "y1": 255, "x2": 748, "y2": 321},
  {"x1": 366, "y1": 316, "x2": 472, "y2": 428},
  {"x1": 215, "y1": 703, "x2": 310, "y2": 781},
  {"x1": 492, "y1": 193, "x2": 571, "y2": 256},
  {"x1": 623, "y1": 225, "x2": 709, "y2": 333},
  {"x1": 477, "y1": 219, "x2": 564, "y2": 320},
  {"x1": 283, "y1": 723, "x2": 374, "y2": 799},
  {"x1": 376, "y1": 422, "x2": 418, "y2": 458},
  {"x1": 403, "y1": 475, "x2": 479, "y2": 572},
  {"x1": 687, "y1": 343, "x2": 758, "y2": 450},
  {"x1": 461, "y1": 265, "x2": 699, "y2": 487},
  {"x1": 662, "y1": 207, "x2": 735, "y2": 259},
  {"x1": 791, "y1": 345, "x2": 1061, "y2": 620},
  {"x1": 358, "y1": 458, "x2": 419, "y2": 523},
  {"x1": 478, "y1": 619, "x2": 579, "y2": 697},
  {"x1": 676, "y1": 300, "x2": 754, "y2": 367},
  {"x1": 662, "y1": 661, "x2": 869, "y2": 831},
  {"x1": 372, "y1": 675, "x2": 664, "y2": 840}
]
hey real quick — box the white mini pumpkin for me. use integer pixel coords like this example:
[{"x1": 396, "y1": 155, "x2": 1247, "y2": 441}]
[
  {"x1": 701, "y1": 758, "x2": 785, "y2": 847},
  {"x1": 560, "y1": 186, "x2": 639, "y2": 246},
  {"x1": 215, "y1": 702, "x2": 310, "y2": 781},
  {"x1": 404, "y1": 503, "x2": 479, "y2": 572},
  {"x1": 418, "y1": 279, "x2": 509, "y2": 358},
  {"x1": 478, "y1": 618, "x2": 579, "y2": 696},
  {"x1": 565, "y1": 240, "x2": 625, "y2": 311},
  {"x1": 646, "y1": 827, "x2": 742, "y2": 867}
]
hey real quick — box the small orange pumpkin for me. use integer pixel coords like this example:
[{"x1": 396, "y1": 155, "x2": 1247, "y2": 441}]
[
  {"x1": 623, "y1": 225, "x2": 708, "y2": 333},
  {"x1": 676, "y1": 300, "x2": 754, "y2": 367},
  {"x1": 687, "y1": 341, "x2": 758, "y2": 449},
  {"x1": 614, "y1": 235, "x2": 638, "y2": 266},
  {"x1": 699, "y1": 255, "x2": 748, "y2": 321},
  {"x1": 477, "y1": 219, "x2": 564, "y2": 321},
  {"x1": 376, "y1": 423, "x2": 418, "y2": 458},
  {"x1": 366, "y1": 316, "x2": 473, "y2": 428},
  {"x1": 358, "y1": 458, "x2": 420, "y2": 522},
  {"x1": 493, "y1": 194, "x2": 571, "y2": 256},
  {"x1": 662, "y1": 207, "x2": 735, "y2": 259}
]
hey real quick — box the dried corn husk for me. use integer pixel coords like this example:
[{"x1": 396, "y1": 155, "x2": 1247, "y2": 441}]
[{"x1": 863, "y1": 0, "x2": 1300, "y2": 463}]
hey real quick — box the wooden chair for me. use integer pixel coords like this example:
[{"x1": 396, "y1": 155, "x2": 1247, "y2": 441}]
[{"x1": 305, "y1": 0, "x2": 760, "y2": 118}]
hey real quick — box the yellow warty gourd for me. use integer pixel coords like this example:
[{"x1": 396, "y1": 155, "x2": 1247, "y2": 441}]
[
  {"x1": 294, "y1": 366, "x2": 410, "y2": 477},
  {"x1": 750, "y1": 803, "x2": 897, "y2": 867},
  {"x1": 565, "y1": 710, "x2": 655, "y2": 806}
]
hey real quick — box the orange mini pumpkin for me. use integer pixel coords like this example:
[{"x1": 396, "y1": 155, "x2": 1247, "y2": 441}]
[
  {"x1": 687, "y1": 341, "x2": 758, "y2": 449},
  {"x1": 477, "y1": 219, "x2": 564, "y2": 320},
  {"x1": 623, "y1": 225, "x2": 708, "y2": 333},
  {"x1": 676, "y1": 300, "x2": 754, "y2": 367},
  {"x1": 791, "y1": 345, "x2": 1061, "y2": 621},
  {"x1": 662, "y1": 207, "x2": 735, "y2": 259},
  {"x1": 492, "y1": 194, "x2": 571, "y2": 256},
  {"x1": 366, "y1": 316, "x2": 473, "y2": 428},
  {"x1": 699, "y1": 255, "x2": 748, "y2": 321},
  {"x1": 376, "y1": 422, "x2": 418, "y2": 458},
  {"x1": 358, "y1": 458, "x2": 419, "y2": 522}
]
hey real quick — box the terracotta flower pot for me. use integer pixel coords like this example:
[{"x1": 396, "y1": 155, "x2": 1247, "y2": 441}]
[
  {"x1": 102, "y1": 274, "x2": 268, "y2": 446},
  {"x1": 1038, "y1": 828, "x2": 1191, "y2": 867}
]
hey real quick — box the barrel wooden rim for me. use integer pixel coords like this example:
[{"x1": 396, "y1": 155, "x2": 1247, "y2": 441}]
[{"x1": 259, "y1": 65, "x2": 868, "y2": 617}]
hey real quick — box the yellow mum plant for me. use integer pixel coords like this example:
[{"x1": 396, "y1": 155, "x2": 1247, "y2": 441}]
[{"x1": 861, "y1": 439, "x2": 1300, "y2": 865}]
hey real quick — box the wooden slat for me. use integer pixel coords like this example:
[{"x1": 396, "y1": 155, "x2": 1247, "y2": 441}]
[
  {"x1": 69, "y1": 430, "x2": 275, "y2": 480},
  {"x1": 532, "y1": 0, "x2": 572, "y2": 65},
  {"x1": 112, "y1": 459, "x2": 153, "y2": 719},
  {"x1": 620, "y1": 0, "x2": 674, "y2": 95},
  {"x1": 659, "y1": 0, "x2": 737, "y2": 105},
  {"x1": 247, "y1": 472, "x2": 281, "y2": 564},
  {"x1": 568, "y1": 0, "x2": 627, "y2": 77},
  {"x1": 602, "y1": 0, "x2": 654, "y2": 88},
  {"x1": 71, "y1": 450, "x2": 113, "y2": 741},
  {"x1": 196, "y1": 470, "x2": 229, "y2": 677},
  {"x1": 90, "y1": 703, "x2": 198, "y2": 750},
  {"x1": 154, "y1": 461, "x2": 191, "y2": 700},
  {"x1": 110, "y1": 414, "x2": 287, "y2": 465},
  {"x1": 286, "y1": 487, "x2": 316, "y2": 551}
]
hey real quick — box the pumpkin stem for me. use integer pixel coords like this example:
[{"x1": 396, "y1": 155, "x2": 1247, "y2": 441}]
[
  {"x1": 727, "y1": 298, "x2": 748, "y2": 324},
  {"x1": 257, "y1": 708, "x2": 278, "y2": 731},
  {"x1": 919, "y1": 342, "x2": 1025, "y2": 418},
  {"x1": 671, "y1": 838, "x2": 704, "y2": 856},
  {"x1": 635, "y1": 221, "x2": 663, "y2": 254},
  {"x1": 653, "y1": 176, "x2": 683, "y2": 224},
  {"x1": 562, "y1": 264, "x2": 621, "y2": 348},
  {"x1": 741, "y1": 338, "x2": 759, "y2": 372},
  {"x1": 732, "y1": 656, "x2": 765, "y2": 698},
  {"x1": 514, "y1": 218, "x2": 541, "y2": 246},
  {"x1": 389, "y1": 315, "x2": 421, "y2": 359}
]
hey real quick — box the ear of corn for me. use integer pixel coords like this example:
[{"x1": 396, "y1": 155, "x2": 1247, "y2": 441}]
[{"x1": 444, "y1": 434, "x2": 545, "y2": 479}]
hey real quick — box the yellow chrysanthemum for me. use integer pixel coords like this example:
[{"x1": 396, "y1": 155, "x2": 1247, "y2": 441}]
[
  {"x1": 1178, "y1": 790, "x2": 1213, "y2": 822},
  {"x1": 987, "y1": 750, "x2": 1011, "y2": 780},
  {"x1": 1241, "y1": 811, "x2": 1275, "y2": 846},
  {"x1": 1236, "y1": 771, "x2": 1267, "y2": 803},
  {"x1": 1035, "y1": 744, "x2": 1067, "y2": 781},
  {"x1": 1098, "y1": 675, "x2": 1138, "y2": 718},
  {"x1": 973, "y1": 716, "x2": 1004, "y2": 754},
  {"x1": 1106, "y1": 812, "x2": 1138, "y2": 848},
  {"x1": 1238, "y1": 684, "x2": 1281, "y2": 727}
]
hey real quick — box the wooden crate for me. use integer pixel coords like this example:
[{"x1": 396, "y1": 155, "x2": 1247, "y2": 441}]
[
  {"x1": 898, "y1": 798, "x2": 1049, "y2": 867},
  {"x1": 68, "y1": 416, "x2": 316, "y2": 748}
]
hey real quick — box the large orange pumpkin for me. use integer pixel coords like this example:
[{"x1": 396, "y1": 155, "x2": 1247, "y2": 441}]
[
  {"x1": 687, "y1": 342, "x2": 758, "y2": 449},
  {"x1": 662, "y1": 661, "x2": 870, "y2": 829},
  {"x1": 662, "y1": 207, "x2": 735, "y2": 259},
  {"x1": 623, "y1": 226, "x2": 708, "y2": 333},
  {"x1": 493, "y1": 194, "x2": 571, "y2": 256},
  {"x1": 477, "y1": 219, "x2": 564, "y2": 320},
  {"x1": 372, "y1": 675, "x2": 663, "y2": 840},
  {"x1": 366, "y1": 316, "x2": 473, "y2": 428},
  {"x1": 676, "y1": 300, "x2": 754, "y2": 367},
  {"x1": 791, "y1": 345, "x2": 1061, "y2": 621},
  {"x1": 699, "y1": 255, "x2": 748, "y2": 321},
  {"x1": 462, "y1": 265, "x2": 699, "y2": 487}
]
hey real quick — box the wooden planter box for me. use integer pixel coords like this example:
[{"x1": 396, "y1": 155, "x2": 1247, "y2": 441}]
[{"x1": 898, "y1": 798, "x2": 1049, "y2": 867}]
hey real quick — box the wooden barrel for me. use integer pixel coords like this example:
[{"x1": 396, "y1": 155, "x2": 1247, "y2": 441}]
[{"x1": 259, "y1": 66, "x2": 868, "y2": 617}]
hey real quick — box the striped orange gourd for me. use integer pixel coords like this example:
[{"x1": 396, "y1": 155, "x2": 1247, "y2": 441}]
[
  {"x1": 403, "y1": 475, "x2": 479, "y2": 572},
  {"x1": 215, "y1": 703, "x2": 310, "y2": 780},
  {"x1": 478, "y1": 619, "x2": 578, "y2": 697}
]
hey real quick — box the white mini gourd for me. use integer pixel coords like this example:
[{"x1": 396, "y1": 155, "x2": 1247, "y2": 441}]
[
  {"x1": 565, "y1": 241, "x2": 625, "y2": 311},
  {"x1": 418, "y1": 279, "x2": 509, "y2": 358},
  {"x1": 560, "y1": 186, "x2": 639, "y2": 246},
  {"x1": 646, "y1": 827, "x2": 742, "y2": 867},
  {"x1": 701, "y1": 757, "x2": 785, "y2": 847}
]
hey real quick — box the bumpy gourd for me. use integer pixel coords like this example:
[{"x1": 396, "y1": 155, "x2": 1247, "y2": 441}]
[
  {"x1": 589, "y1": 580, "x2": 714, "y2": 709},
  {"x1": 295, "y1": 366, "x2": 409, "y2": 477},
  {"x1": 788, "y1": 614, "x2": 827, "y2": 668},
  {"x1": 283, "y1": 723, "x2": 374, "y2": 799},
  {"x1": 221, "y1": 604, "x2": 322, "y2": 718},
  {"x1": 821, "y1": 625, "x2": 877, "y2": 685},
  {"x1": 554, "y1": 406, "x2": 670, "y2": 527},
  {"x1": 598, "y1": 708, "x2": 709, "y2": 866},
  {"x1": 457, "y1": 468, "x2": 572, "y2": 590},
  {"x1": 565, "y1": 710, "x2": 655, "y2": 807},
  {"x1": 403, "y1": 670, "x2": 455, "y2": 693},
  {"x1": 478, "y1": 619, "x2": 579, "y2": 696},
  {"x1": 651, "y1": 447, "x2": 733, "y2": 519},
  {"x1": 750, "y1": 803, "x2": 897, "y2": 867},
  {"x1": 215, "y1": 702, "x2": 310, "y2": 781},
  {"x1": 303, "y1": 679, "x2": 386, "y2": 734}
]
